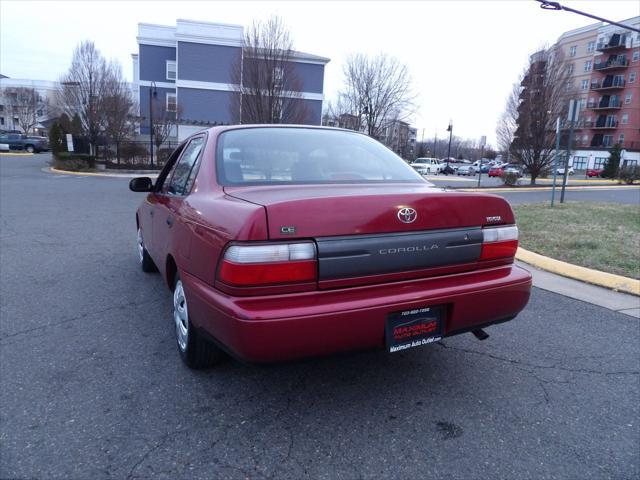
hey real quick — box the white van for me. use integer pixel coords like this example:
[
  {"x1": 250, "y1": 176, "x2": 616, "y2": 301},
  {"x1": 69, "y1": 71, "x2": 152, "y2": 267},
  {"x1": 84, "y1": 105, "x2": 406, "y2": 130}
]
[{"x1": 411, "y1": 157, "x2": 443, "y2": 175}]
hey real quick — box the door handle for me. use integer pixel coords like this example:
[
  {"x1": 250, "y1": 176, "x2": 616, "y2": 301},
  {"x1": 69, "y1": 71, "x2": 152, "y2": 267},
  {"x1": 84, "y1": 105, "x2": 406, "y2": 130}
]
[{"x1": 166, "y1": 215, "x2": 174, "y2": 227}]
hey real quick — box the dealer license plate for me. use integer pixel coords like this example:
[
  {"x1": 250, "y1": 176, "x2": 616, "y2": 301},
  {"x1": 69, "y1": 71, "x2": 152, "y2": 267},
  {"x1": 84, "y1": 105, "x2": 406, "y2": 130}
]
[{"x1": 386, "y1": 306, "x2": 444, "y2": 353}]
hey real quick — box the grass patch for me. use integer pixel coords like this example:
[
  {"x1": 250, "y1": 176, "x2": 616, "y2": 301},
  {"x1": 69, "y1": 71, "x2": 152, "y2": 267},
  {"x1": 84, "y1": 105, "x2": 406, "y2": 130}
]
[{"x1": 513, "y1": 202, "x2": 640, "y2": 279}]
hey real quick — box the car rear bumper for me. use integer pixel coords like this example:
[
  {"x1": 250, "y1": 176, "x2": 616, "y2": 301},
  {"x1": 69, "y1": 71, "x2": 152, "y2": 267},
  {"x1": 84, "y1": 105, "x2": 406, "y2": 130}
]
[{"x1": 182, "y1": 264, "x2": 532, "y2": 363}]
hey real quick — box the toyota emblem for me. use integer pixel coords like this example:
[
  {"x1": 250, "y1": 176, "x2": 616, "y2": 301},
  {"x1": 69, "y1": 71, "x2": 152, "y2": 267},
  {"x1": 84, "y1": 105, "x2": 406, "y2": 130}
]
[{"x1": 397, "y1": 207, "x2": 417, "y2": 224}]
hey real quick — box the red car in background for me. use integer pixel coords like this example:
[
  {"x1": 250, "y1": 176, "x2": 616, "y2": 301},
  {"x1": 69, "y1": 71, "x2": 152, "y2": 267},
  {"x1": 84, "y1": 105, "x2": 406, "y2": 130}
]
[
  {"x1": 130, "y1": 126, "x2": 532, "y2": 368},
  {"x1": 488, "y1": 166, "x2": 504, "y2": 177},
  {"x1": 586, "y1": 168, "x2": 604, "y2": 178}
]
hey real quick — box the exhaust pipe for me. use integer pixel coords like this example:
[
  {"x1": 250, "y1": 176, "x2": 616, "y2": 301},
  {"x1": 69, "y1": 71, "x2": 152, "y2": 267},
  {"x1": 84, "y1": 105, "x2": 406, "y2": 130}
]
[{"x1": 472, "y1": 329, "x2": 489, "y2": 341}]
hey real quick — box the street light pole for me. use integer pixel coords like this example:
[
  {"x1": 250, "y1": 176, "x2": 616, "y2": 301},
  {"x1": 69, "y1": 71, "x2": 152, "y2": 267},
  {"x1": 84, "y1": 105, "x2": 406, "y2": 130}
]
[{"x1": 149, "y1": 81, "x2": 157, "y2": 168}]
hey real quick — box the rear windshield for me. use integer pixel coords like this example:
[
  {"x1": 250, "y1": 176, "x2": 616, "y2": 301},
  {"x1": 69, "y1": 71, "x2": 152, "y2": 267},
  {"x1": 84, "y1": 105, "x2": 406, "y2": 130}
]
[{"x1": 216, "y1": 127, "x2": 425, "y2": 185}]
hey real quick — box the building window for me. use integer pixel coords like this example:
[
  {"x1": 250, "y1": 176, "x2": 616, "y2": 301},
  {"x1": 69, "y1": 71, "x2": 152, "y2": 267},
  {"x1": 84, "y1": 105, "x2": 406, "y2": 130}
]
[
  {"x1": 166, "y1": 61, "x2": 176, "y2": 80},
  {"x1": 630, "y1": 72, "x2": 637, "y2": 83},
  {"x1": 603, "y1": 135, "x2": 613, "y2": 147},
  {"x1": 0, "y1": 104, "x2": 4, "y2": 112},
  {"x1": 13, "y1": 117, "x2": 18, "y2": 125},
  {"x1": 633, "y1": 50, "x2": 640, "y2": 62},
  {"x1": 569, "y1": 45, "x2": 577, "y2": 57},
  {"x1": 622, "y1": 113, "x2": 629, "y2": 124},
  {"x1": 594, "y1": 157, "x2": 607, "y2": 168},
  {"x1": 567, "y1": 63, "x2": 574, "y2": 74},
  {"x1": 583, "y1": 60, "x2": 592, "y2": 72},
  {"x1": 587, "y1": 41, "x2": 595, "y2": 53},
  {"x1": 573, "y1": 156, "x2": 587, "y2": 169},
  {"x1": 625, "y1": 93, "x2": 632, "y2": 104},
  {"x1": 0, "y1": 117, "x2": 4, "y2": 126},
  {"x1": 581, "y1": 79, "x2": 589, "y2": 91},
  {"x1": 619, "y1": 133, "x2": 624, "y2": 144},
  {"x1": 166, "y1": 93, "x2": 177, "y2": 112}
]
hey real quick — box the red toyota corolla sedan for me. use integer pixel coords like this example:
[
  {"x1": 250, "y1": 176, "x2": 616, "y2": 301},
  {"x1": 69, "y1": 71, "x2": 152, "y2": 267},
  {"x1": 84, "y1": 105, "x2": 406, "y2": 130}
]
[{"x1": 130, "y1": 126, "x2": 531, "y2": 368}]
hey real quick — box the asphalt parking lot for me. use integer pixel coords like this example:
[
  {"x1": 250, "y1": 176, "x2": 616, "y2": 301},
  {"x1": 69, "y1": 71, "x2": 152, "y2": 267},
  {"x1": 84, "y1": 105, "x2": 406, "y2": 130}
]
[{"x1": 1, "y1": 154, "x2": 639, "y2": 479}]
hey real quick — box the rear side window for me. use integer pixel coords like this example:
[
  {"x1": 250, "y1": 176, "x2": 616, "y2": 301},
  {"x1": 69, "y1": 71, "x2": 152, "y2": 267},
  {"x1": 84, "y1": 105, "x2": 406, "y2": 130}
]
[
  {"x1": 216, "y1": 127, "x2": 424, "y2": 185},
  {"x1": 165, "y1": 136, "x2": 204, "y2": 195}
]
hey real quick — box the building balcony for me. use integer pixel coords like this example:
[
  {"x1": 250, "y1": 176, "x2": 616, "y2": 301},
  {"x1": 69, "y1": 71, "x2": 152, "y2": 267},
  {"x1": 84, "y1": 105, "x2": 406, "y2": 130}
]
[
  {"x1": 587, "y1": 100, "x2": 622, "y2": 110},
  {"x1": 594, "y1": 58, "x2": 629, "y2": 71},
  {"x1": 592, "y1": 120, "x2": 618, "y2": 129},
  {"x1": 590, "y1": 80, "x2": 625, "y2": 91},
  {"x1": 596, "y1": 34, "x2": 629, "y2": 52}
]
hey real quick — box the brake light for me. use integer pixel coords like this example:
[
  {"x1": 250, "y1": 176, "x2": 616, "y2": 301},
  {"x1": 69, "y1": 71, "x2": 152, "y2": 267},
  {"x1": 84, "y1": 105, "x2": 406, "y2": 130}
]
[
  {"x1": 480, "y1": 225, "x2": 519, "y2": 260},
  {"x1": 218, "y1": 242, "x2": 317, "y2": 286}
]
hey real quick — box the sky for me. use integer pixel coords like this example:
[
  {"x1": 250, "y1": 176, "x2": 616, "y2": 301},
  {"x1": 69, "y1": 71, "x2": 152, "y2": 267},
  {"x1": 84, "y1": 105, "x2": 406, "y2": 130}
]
[{"x1": 1, "y1": 0, "x2": 638, "y2": 146}]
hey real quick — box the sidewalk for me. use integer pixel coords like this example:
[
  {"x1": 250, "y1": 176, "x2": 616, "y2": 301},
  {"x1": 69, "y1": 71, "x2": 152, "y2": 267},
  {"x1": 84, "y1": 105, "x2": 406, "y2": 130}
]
[{"x1": 517, "y1": 260, "x2": 640, "y2": 318}]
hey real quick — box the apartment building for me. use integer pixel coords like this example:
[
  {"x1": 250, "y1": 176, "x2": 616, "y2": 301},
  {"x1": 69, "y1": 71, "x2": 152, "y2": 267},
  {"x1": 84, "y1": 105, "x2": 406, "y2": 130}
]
[
  {"x1": 0, "y1": 76, "x2": 58, "y2": 135},
  {"x1": 133, "y1": 19, "x2": 330, "y2": 141},
  {"x1": 555, "y1": 16, "x2": 640, "y2": 169}
]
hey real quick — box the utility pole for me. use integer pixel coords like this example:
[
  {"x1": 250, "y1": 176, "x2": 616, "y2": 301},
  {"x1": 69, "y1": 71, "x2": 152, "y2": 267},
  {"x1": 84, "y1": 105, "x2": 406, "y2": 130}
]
[
  {"x1": 446, "y1": 120, "x2": 453, "y2": 170},
  {"x1": 477, "y1": 135, "x2": 486, "y2": 188},
  {"x1": 550, "y1": 117, "x2": 561, "y2": 206},
  {"x1": 433, "y1": 130, "x2": 438, "y2": 159},
  {"x1": 560, "y1": 99, "x2": 579, "y2": 204}
]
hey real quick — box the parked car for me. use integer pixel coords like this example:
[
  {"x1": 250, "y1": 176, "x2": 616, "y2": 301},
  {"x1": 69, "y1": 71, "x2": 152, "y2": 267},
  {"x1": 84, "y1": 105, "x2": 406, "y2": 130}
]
[
  {"x1": 480, "y1": 164, "x2": 491, "y2": 173},
  {"x1": 411, "y1": 157, "x2": 442, "y2": 175},
  {"x1": 456, "y1": 165, "x2": 476, "y2": 176},
  {"x1": 129, "y1": 125, "x2": 532, "y2": 368},
  {"x1": 0, "y1": 133, "x2": 49, "y2": 153},
  {"x1": 488, "y1": 166, "x2": 504, "y2": 177},
  {"x1": 586, "y1": 168, "x2": 603, "y2": 177},
  {"x1": 503, "y1": 164, "x2": 523, "y2": 177},
  {"x1": 556, "y1": 167, "x2": 575, "y2": 176}
]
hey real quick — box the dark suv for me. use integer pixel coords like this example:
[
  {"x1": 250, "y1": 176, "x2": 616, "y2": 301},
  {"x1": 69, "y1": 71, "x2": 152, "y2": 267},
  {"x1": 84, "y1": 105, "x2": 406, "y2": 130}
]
[{"x1": 0, "y1": 133, "x2": 50, "y2": 153}]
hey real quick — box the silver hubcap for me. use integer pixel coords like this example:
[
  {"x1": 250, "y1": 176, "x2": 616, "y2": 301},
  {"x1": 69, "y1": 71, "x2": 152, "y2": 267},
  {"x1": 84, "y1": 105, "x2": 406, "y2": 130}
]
[
  {"x1": 136, "y1": 228, "x2": 144, "y2": 264},
  {"x1": 174, "y1": 280, "x2": 189, "y2": 352}
]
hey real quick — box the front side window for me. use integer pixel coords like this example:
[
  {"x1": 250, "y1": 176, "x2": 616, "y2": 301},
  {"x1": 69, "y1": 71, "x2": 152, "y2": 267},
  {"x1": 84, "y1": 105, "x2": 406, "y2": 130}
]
[
  {"x1": 166, "y1": 136, "x2": 204, "y2": 195},
  {"x1": 216, "y1": 128, "x2": 425, "y2": 185}
]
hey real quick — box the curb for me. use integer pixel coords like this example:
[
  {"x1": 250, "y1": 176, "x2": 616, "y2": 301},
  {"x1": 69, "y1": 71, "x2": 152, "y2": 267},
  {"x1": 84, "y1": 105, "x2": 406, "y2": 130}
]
[
  {"x1": 516, "y1": 247, "x2": 640, "y2": 297},
  {"x1": 1, "y1": 152, "x2": 33, "y2": 156},
  {"x1": 460, "y1": 185, "x2": 639, "y2": 193},
  {"x1": 48, "y1": 167, "x2": 159, "y2": 179}
]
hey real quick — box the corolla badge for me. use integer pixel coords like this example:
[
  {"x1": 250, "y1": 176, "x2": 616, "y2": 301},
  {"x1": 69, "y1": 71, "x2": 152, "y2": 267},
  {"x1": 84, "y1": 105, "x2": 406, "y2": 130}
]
[{"x1": 397, "y1": 207, "x2": 417, "y2": 224}]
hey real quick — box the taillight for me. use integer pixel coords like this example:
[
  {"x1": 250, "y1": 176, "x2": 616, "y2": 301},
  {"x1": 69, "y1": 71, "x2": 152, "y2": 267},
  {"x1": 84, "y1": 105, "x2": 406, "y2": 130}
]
[
  {"x1": 218, "y1": 242, "x2": 317, "y2": 286},
  {"x1": 480, "y1": 225, "x2": 519, "y2": 260}
]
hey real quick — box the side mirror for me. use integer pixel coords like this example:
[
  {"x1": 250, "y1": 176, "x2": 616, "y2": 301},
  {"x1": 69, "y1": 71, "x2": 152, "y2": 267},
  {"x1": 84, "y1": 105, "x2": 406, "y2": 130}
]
[{"x1": 129, "y1": 177, "x2": 154, "y2": 192}]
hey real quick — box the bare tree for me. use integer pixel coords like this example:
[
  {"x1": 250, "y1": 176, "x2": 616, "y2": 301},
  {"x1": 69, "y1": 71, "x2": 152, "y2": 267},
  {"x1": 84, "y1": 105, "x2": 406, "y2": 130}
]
[
  {"x1": 2, "y1": 87, "x2": 48, "y2": 134},
  {"x1": 102, "y1": 64, "x2": 135, "y2": 162},
  {"x1": 338, "y1": 53, "x2": 415, "y2": 140},
  {"x1": 499, "y1": 47, "x2": 570, "y2": 184},
  {"x1": 230, "y1": 16, "x2": 309, "y2": 124},
  {"x1": 151, "y1": 97, "x2": 182, "y2": 151},
  {"x1": 57, "y1": 41, "x2": 115, "y2": 155}
]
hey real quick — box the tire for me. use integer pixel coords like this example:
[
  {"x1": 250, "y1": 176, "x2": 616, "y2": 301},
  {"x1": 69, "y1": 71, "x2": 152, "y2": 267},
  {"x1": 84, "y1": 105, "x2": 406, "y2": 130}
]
[
  {"x1": 137, "y1": 228, "x2": 158, "y2": 273},
  {"x1": 173, "y1": 274, "x2": 225, "y2": 369},
  {"x1": 25, "y1": 145, "x2": 35, "y2": 153}
]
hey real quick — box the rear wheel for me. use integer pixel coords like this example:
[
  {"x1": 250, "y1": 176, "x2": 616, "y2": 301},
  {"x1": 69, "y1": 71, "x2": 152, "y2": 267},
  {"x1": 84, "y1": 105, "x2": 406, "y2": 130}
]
[
  {"x1": 173, "y1": 275, "x2": 225, "y2": 369},
  {"x1": 137, "y1": 228, "x2": 157, "y2": 273},
  {"x1": 25, "y1": 145, "x2": 35, "y2": 153}
]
